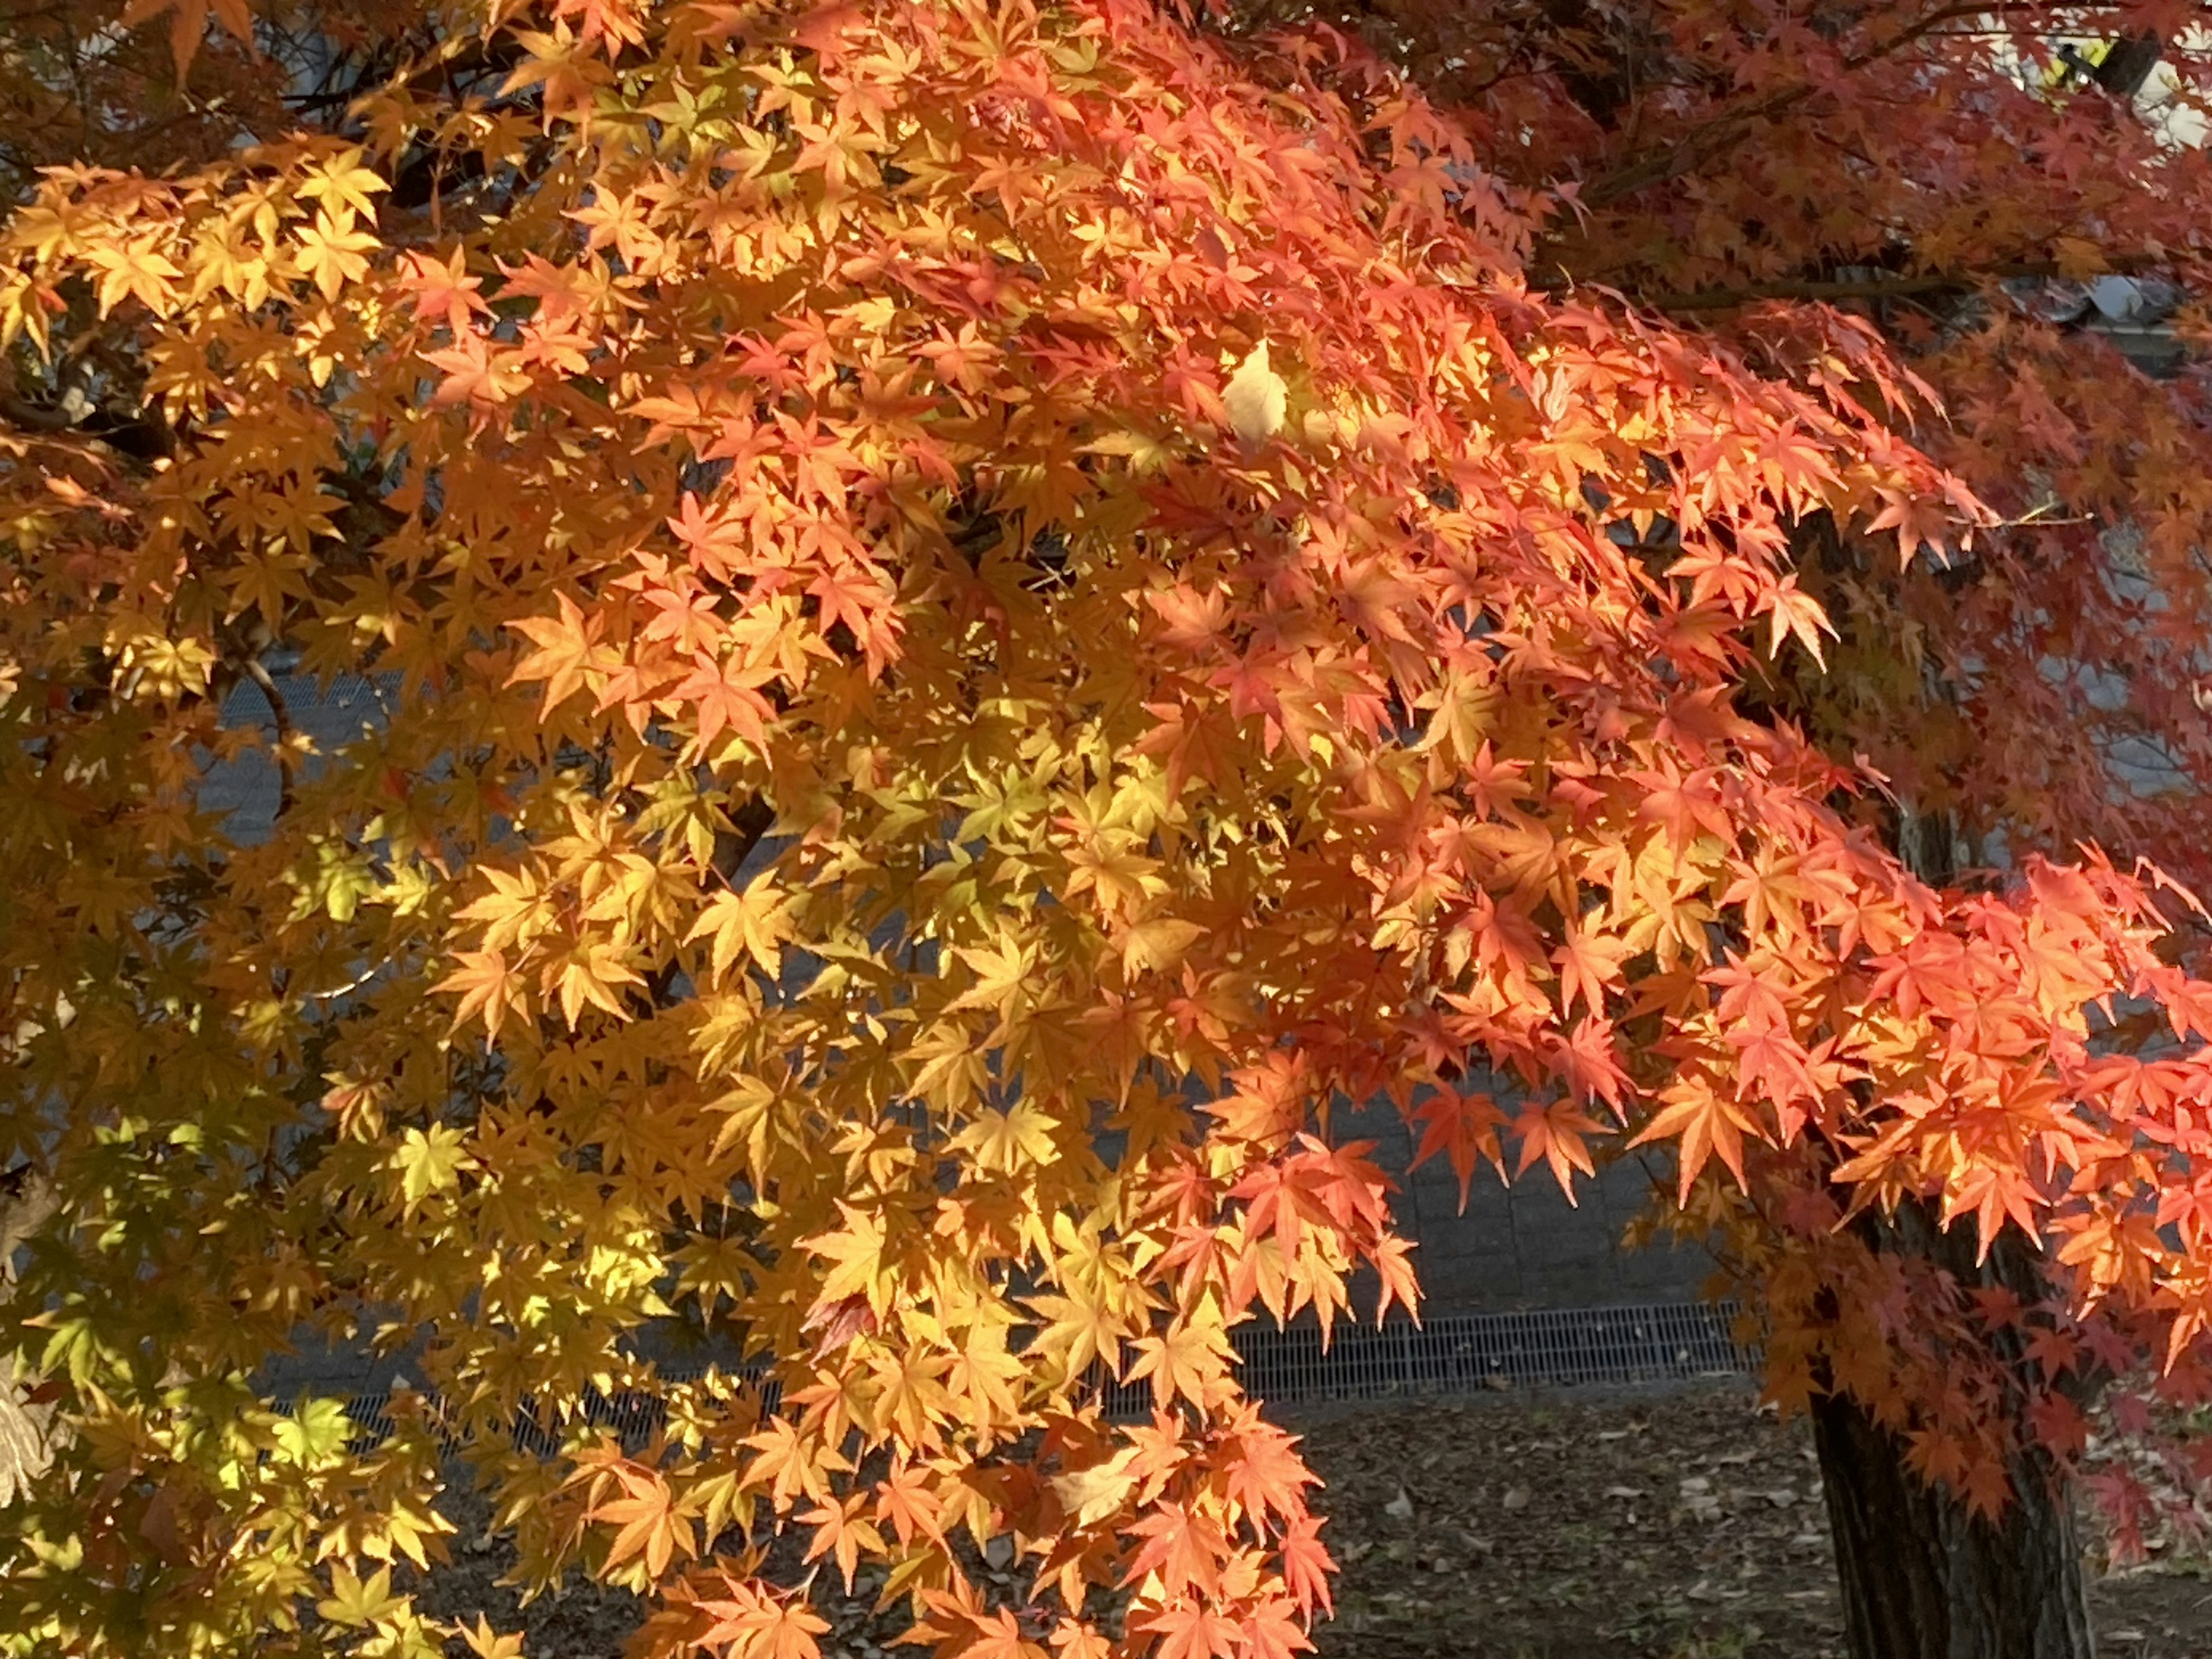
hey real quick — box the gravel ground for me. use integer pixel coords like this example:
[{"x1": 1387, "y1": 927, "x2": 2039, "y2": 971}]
[{"x1": 400, "y1": 1380, "x2": 2212, "y2": 1658}]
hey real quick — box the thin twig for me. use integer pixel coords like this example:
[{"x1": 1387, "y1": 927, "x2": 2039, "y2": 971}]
[{"x1": 242, "y1": 656, "x2": 298, "y2": 822}]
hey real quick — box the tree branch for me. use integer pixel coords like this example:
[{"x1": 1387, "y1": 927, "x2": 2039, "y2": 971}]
[
  {"x1": 241, "y1": 656, "x2": 298, "y2": 823},
  {"x1": 1570, "y1": 1, "x2": 2064, "y2": 211},
  {"x1": 1544, "y1": 251, "x2": 2175, "y2": 313}
]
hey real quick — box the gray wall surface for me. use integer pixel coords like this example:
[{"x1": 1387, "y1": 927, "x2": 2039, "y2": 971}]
[{"x1": 1332, "y1": 1093, "x2": 1716, "y2": 1314}]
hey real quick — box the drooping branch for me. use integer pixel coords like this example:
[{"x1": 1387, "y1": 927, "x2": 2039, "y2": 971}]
[{"x1": 1568, "y1": 1, "x2": 2085, "y2": 211}]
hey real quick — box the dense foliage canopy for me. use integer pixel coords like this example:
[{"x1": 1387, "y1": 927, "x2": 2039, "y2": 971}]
[{"x1": 9, "y1": 0, "x2": 2212, "y2": 1655}]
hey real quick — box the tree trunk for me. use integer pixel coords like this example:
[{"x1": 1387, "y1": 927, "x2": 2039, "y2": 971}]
[
  {"x1": 1812, "y1": 1386, "x2": 2093, "y2": 1659},
  {"x1": 1793, "y1": 797, "x2": 2097, "y2": 1657},
  {"x1": 1809, "y1": 1189, "x2": 2097, "y2": 1659}
]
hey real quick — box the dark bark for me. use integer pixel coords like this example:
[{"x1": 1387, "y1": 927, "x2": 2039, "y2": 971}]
[
  {"x1": 1812, "y1": 1192, "x2": 2097, "y2": 1659},
  {"x1": 2089, "y1": 32, "x2": 2162, "y2": 100},
  {"x1": 1814, "y1": 1389, "x2": 2093, "y2": 1659}
]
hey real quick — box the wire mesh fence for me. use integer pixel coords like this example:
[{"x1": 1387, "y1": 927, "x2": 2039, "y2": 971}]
[
  {"x1": 296, "y1": 1298, "x2": 1757, "y2": 1457},
  {"x1": 1096, "y1": 1298, "x2": 1756, "y2": 1416}
]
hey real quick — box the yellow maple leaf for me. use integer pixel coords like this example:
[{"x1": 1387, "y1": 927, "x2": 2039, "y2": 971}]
[
  {"x1": 806, "y1": 1202, "x2": 891, "y2": 1310},
  {"x1": 1051, "y1": 1446, "x2": 1142, "y2": 1529},
  {"x1": 294, "y1": 211, "x2": 381, "y2": 302},
  {"x1": 454, "y1": 1615, "x2": 527, "y2": 1659},
  {"x1": 389, "y1": 1124, "x2": 476, "y2": 1208},
  {"x1": 1127, "y1": 1300, "x2": 1234, "y2": 1410},
  {"x1": 950, "y1": 1101, "x2": 1060, "y2": 1175},
  {"x1": 295, "y1": 150, "x2": 389, "y2": 227},
  {"x1": 687, "y1": 873, "x2": 795, "y2": 985},
  {"x1": 1222, "y1": 339, "x2": 1287, "y2": 452},
  {"x1": 1120, "y1": 916, "x2": 1206, "y2": 977},
  {"x1": 119, "y1": 0, "x2": 256, "y2": 80}
]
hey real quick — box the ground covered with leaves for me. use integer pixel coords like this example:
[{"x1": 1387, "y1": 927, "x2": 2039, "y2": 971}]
[
  {"x1": 410, "y1": 1380, "x2": 2212, "y2": 1659},
  {"x1": 1294, "y1": 1381, "x2": 2212, "y2": 1658}
]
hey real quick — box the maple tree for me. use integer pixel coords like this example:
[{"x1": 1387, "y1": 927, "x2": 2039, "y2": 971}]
[
  {"x1": 7, "y1": 1, "x2": 2212, "y2": 1657},
  {"x1": 1171, "y1": 0, "x2": 2212, "y2": 1649}
]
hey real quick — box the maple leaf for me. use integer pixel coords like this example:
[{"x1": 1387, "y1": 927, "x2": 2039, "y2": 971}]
[
  {"x1": 740, "y1": 1417, "x2": 845, "y2": 1513},
  {"x1": 1217, "y1": 1411, "x2": 1317, "y2": 1527},
  {"x1": 874, "y1": 1459, "x2": 948, "y2": 1548},
  {"x1": 453, "y1": 1614, "x2": 527, "y2": 1659},
  {"x1": 1127, "y1": 1306, "x2": 1235, "y2": 1411},
  {"x1": 293, "y1": 210, "x2": 381, "y2": 301},
  {"x1": 1051, "y1": 1621, "x2": 1113, "y2": 1659},
  {"x1": 671, "y1": 651, "x2": 777, "y2": 753},
  {"x1": 424, "y1": 336, "x2": 532, "y2": 425},
  {"x1": 119, "y1": 0, "x2": 256, "y2": 79},
  {"x1": 1239, "y1": 1600, "x2": 1313, "y2": 1659},
  {"x1": 949, "y1": 938, "x2": 1039, "y2": 1019},
  {"x1": 395, "y1": 247, "x2": 489, "y2": 335},
  {"x1": 787, "y1": 1, "x2": 869, "y2": 65},
  {"x1": 667, "y1": 493, "x2": 752, "y2": 582},
  {"x1": 687, "y1": 871, "x2": 796, "y2": 985},
  {"x1": 435, "y1": 949, "x2": 527, "y2": 1040},
  {"x1": 1945, "y1": 1164, "x2": 2046, "y2": 1264},
  {"x1": 1137, "y1": 1603, "x2": 1240, "y2": 1659},
  {"x1": 1127, "y1": 1505, "x2": 1229, "y2": 1601},
  {"x1": 1866, "y1": 487, "x2": 1955, "y2": 568},
  {"x1": 804, "y1": 1202, "x2": 892, "y2": 1312},
  {"x1": 1369, "y1": 1233, "x2": 1422, "y2": 1328},
  {"x1": 1222, "y1": 339, "x2": 1287, "y2": 453},
  {"x1": 696, "y1": 1577, "x2": 831, "y2": 1659},
  {"x1": 316, "y1": 1562, "x2": 407, "y2": 1630},
  {"x1": 1509, "y1": 1098, "x2": 1607, "y2": 1200},
  {"x1": 1051, "y1": 1446, "x2": 1142, "y2": 1529},
  {"x1": 85, "y1": 238, "x2": 182, "y2": 319},
  {"x1": 1120, "y1": 917, "x2": 1208, "y2": 978},
  {"x1": 1630, "y1": 1075, "x2": 1763, "y2": 1203},
  {"x1": 296, "y1": 150, "x2": 388, "y2": 225},
  {"x1": 508, "y1": 592, "x2": 609, "y2": 715},
  {"x1": 389, "y1": 1125, "x2": 475, "y2": 1209},
  {"x1": 1277, "y1": 1514, "x2": 1336, "y2": 1618},
  {"x1": 548, "y1": 939, "x2": 643, "y2": 1026},
  {"x1": 1027, "y1": 1289, "x2": 1127, "y2": 1383},
  {"x1": 585, "y1": 1463, "x2": 695, "y2": 1578},
  {"x1": 1762, "y1": 574, "x2": 1835, "y2": 668},
  {"x1": 799, "y1": 1489, "x2": 884, "y2": 1591},
  {"x1": 951, "y1": 1101, "x2": 1060, "y2": 1175},
  {"x1": 1552, "y1": 924, "x2": 1631, "y2": 1016}
]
